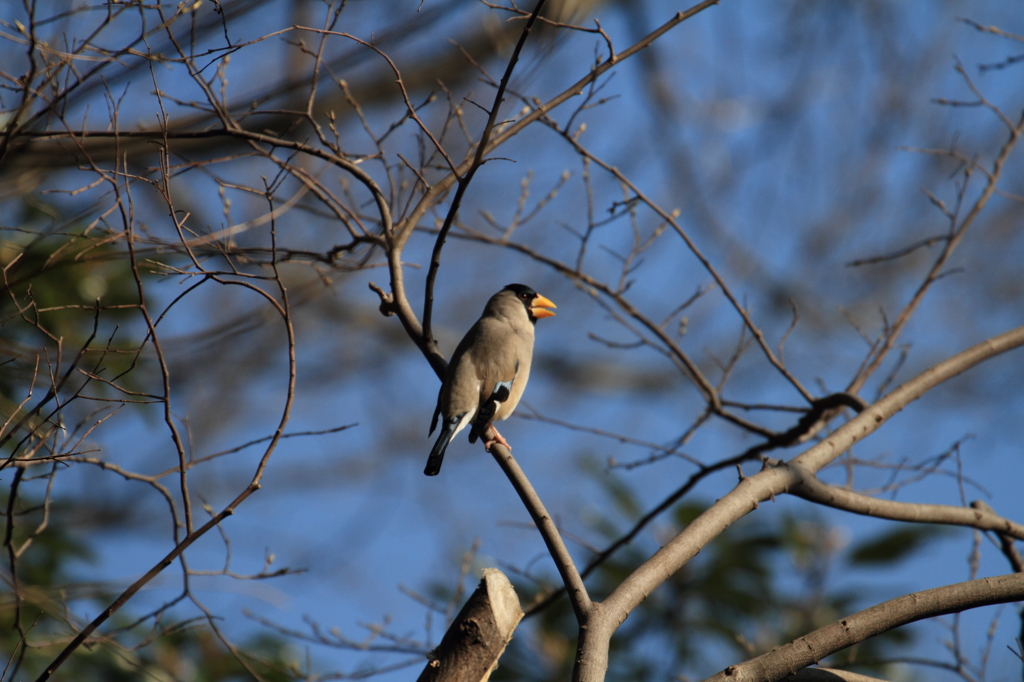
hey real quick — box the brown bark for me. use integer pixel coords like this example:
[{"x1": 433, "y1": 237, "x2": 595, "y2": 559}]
[
  {"x1": 417, "y1": 569, "x2": 523, "y2": 682},
  {"x1": 703, "y1": 573, "x2": 1024, "y2": 682},
  {"x1": 785, "y1": 669, "x2": 887, "y2": 682}
]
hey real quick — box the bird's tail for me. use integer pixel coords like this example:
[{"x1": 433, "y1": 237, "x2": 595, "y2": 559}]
[{"x1": 424, "y1": 417, "x2": 459, "y2": 476}]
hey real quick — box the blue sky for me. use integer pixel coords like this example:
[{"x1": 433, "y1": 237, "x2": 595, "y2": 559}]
[{"x1": 4, "y1": 0, "x2": 1024, "y2": 680}]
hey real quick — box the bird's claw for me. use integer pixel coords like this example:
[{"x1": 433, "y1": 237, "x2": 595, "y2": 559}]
[{"x1": 484, "y1": 425, "x2": 511, "y2": 452}]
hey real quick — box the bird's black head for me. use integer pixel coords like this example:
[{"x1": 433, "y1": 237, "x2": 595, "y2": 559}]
[
  {"x1": 503, "y1": 283, "x2": 537, "y2": 300},
  {"x1": 503, "y1": 283, "x2": 556, "y2": 323}
]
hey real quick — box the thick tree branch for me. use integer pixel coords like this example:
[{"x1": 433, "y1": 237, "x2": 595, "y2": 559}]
[
  {"x1": 784, "y1": 670, "x2": 888, "y2": 682},
  {"x1": 788, "y1": 466, "x2": 1024, "y2": 540},
  {"x1": 702, "y1": 573, "x2": 1024, "y2": 682},
  {"x1": 571, "y1": 325, "x2": 1024, "y2": 682},
  {"x1": 608, "y1": 326, "x2": 1024, "y2": 620},
  {"x1": 417, "y1": 569, "x2": 523, "y2": 682}
]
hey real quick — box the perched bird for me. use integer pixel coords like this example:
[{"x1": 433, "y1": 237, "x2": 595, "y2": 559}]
[{"x1": 425, "y1": 284, "x2": 556, "y2": 476}]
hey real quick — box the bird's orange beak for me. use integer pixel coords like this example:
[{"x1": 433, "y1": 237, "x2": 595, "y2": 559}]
[{"x1": 530, "y1": 294, "x2": 557, "y2": 319}]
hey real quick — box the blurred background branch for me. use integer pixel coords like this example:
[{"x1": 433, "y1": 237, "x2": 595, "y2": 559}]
[{"x1": 0, "y1": 0, "x2": 1022, "y2": 681}]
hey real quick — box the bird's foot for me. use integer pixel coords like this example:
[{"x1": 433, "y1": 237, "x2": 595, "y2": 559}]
[{"x1": 484, "y1": 425, "x2": 511, "y2": 452}]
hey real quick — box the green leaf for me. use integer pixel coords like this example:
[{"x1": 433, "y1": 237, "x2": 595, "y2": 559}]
[{"x1": 848, "y1": 524, "x2": 950, "y2": 565}]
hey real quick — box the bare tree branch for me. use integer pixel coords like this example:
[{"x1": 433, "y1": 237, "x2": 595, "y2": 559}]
[
  {"x1": 416, "y1": 569, "x2": 523, "y2": 682},
  {"x1": 703, "y1": 573, "x2": 1024, "y2": 682},
  {"x1": 573, "y1": 325, "x2": 1024, "y2": 681},
  {"x1": 788, "y1": 467, "x2": 1024, "y2": 541}
]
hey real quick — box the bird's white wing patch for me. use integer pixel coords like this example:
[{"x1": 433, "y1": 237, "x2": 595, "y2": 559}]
[
  {"x1": 452, "y1": 410, "x2": 475, "y2": 439},
  {"x1": 450, "y1": 378, "x2": 482, "y2": 439}
]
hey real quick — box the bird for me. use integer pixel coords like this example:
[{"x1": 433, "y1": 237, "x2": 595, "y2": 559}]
[{"x1": 424, "y1": 283, "x2": 556, "y2": 476}]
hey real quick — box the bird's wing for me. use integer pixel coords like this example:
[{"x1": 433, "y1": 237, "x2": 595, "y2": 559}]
[
  {"x1": 469, "y1": 358, "x2": 518, "y2": 443},
  {"x1": 428, "y1": 385, "x2": 443, "y2": 435},
  {"x1": 465, "y1": 316, "x2": 522, "y2": 443}
]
